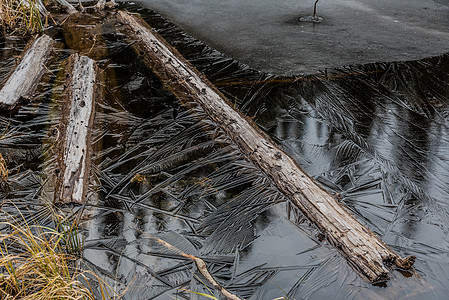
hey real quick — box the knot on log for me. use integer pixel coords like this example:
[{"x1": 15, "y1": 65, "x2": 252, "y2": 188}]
[{"x1": 394, "y1": 255, "x2": 416, "y2": 270}]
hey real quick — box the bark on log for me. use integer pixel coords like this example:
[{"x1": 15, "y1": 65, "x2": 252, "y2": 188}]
[
  {"x1": 55, "y1": 53, "x2": 99, "y2": 204},
  {"x1": 0, "y1": 34, "x2": 54, "y2": 108},
  {"x1": 114, "y1": 10, "x2": 416, "y2": 283}
]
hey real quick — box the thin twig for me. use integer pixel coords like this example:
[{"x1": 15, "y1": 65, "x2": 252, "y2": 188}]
[{"x1": 137, "y1": 229, "x2": 242, "y2": 300}]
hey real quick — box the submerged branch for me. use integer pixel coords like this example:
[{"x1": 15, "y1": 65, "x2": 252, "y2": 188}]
[{"x1": 139, "y1": 230, "x2": 242, "y2": 300}]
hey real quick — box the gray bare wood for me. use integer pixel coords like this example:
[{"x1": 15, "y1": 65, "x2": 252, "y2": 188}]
[
  {"x1": 0, "y1": 35, "x2": 54, "y2": 107},
  {"x1": 115, "y1": 10, "x2": 415, "y2": 283},
  {"x1": 56, "y1": 53, "x2": 98, "y2": 204}
]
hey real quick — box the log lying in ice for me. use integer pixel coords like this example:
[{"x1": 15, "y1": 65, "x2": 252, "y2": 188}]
[
  {"x1": 0, "y1": 34, "x2": 54, "y2": 108},
  {"x1": 53, "y1": 0, "x2": 77, "y2": 14},
  {"x1": 55, "y1": 53, "x2": 99, "y2": 204},
  {"x1": 115, "y1": 10, "x2": 417, "y2": 283}
]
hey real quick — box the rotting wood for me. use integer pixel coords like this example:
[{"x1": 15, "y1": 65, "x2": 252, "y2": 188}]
[
  {"x1": 95, "y1": 0, "x2": 106, "y2": 10},
  {"x1": 0, "y1": 34, "x2": 54, "y2": 108},
  {"x1": 55, "y1": 53, "x2": 99, "y2": 204},
  {"x1": 115, "y1": 10, "x2": 416, "y2": 283}
]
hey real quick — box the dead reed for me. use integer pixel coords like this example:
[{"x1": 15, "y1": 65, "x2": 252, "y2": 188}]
[
  {"x1": 0, "y1": 0, "x2": 46, "y2": 35},
  {"x1": 0, "y1": 214, "x2": 96, "y2": 299},
  {"x1": 0, "y1": 159, "x2": 115, "y2": 299}
]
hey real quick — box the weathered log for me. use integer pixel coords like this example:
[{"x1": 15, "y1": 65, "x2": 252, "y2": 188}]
[
  {"x1": 55, "y1": 53, "x2": 99, "y2": 204},
  {"x1": 0, "y1": 34, "x2": 54, "y2": 108},
  {"x1": 115, "y1": 10, "x2": 416, "y2": 283}
]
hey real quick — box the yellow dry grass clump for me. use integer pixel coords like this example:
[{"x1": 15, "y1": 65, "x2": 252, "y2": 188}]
[
  {"x1": 0, "y1": 153, "x2": 111, "y2": 299},
  {"x1": 0, "y1": 153, "x2": 114, "y2": 299},
  {"x1": 0, "y1": 217, "x2": 97, "y2": 299},
  {"x1": 0, "y1": 153, "x2": 7, "y2": 185},
  {"x1": 0, "y1": 0, "x2": 46, "y2": 34}
]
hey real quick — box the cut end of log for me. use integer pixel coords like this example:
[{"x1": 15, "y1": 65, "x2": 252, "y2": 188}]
[
  {"x1": 369, "y1": 255, "x2": 416, "y2": 283},
  {"x1": 372, "y1": 271, "x2": 390, "y2": 284}
]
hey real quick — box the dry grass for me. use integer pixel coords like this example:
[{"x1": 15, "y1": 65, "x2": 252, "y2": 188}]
[
  {"x1": 0, "y1": 154, "x2": 7, "y2": 194},
  {"x1": 0, "y1": 127, "x2": 116, "y2": 300},
  {"x1": 0, "y1": 215, "x2": 96, "y2": 299},
  {"x1": 0, "y1": 0, "x2": 46, "y2": 35},
  {"x1": 0, "y1": 154, "x2": 8, "y2": 184},
  {"x1": 0, "y1": 154, "x2": 117, "y2": 299}
]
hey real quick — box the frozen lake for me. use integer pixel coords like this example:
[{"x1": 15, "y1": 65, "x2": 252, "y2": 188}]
[
  {"x1": 134, "y1": 0, "x2": 449, "y2": 74},
  {"x1": 2, "y1": 2, "x2": 449, "y2": 299}
]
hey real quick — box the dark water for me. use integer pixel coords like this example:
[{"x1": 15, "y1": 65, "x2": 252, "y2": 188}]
[{"x1": 1, "y1": 3, "x2": 449, "y2": 299}]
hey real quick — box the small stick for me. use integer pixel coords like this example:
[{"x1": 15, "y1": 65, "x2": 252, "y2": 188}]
[
  {"x1": 142, "y1": 232, "x2": 241, "y2": 300},
  {"x1": 313, "y1": 0, "x2": 319, "y2": 18}
]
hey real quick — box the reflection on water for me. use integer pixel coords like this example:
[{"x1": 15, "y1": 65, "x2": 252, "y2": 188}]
[
  {"x1": 231, "y1": 52, "x2": 449, "y2": 298},
  {"x1": 1, "y1": 3, "x2": 449, "y2": 299}
]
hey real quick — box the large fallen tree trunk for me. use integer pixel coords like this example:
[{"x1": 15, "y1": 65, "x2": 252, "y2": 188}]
[
  {"x1": 0, "y1": 34, "x2": 54, "y2": 108},
  {"x1": 114, "y1": 10, "x2": 416, "y2": 283},
  {"x1": 55, "y1": 53, "x2": 99, "y2": 204}
]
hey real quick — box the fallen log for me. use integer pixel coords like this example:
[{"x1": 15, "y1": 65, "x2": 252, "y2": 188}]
[
  {"x1": 0, "y1": 34, "x2": 54, "y2": 108},
  {"x1": 55, "y1": 53, "x2": 99, "y2": 204},
  {"x1": 115, "y1": 10, "x2": 416, "y2": 283}
]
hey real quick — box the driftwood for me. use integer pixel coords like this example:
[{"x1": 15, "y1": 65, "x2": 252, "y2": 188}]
[
  {"x1": 55, "y1": 53, "x2": 99, "y2": 204},
  {"x1": 0, "y1": 34, "x2": 54, "y2": 108},
  {"x1": 115, "y1": 10, "x2": 416, "y2": 283}
]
